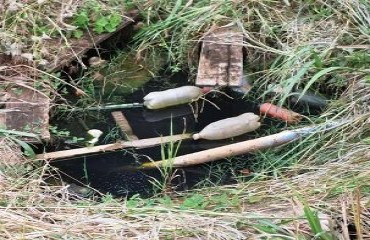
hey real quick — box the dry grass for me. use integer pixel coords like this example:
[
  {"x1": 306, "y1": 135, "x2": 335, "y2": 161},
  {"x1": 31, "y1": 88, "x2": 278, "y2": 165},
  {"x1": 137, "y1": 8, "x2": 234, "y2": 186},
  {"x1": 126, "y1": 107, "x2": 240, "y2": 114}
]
[
  {"x1": 0, "y1": 0, "x2": 370, "y2": 239},
  {"x1": 1, "y1": 144, "x2": 369, "y2": 239}
]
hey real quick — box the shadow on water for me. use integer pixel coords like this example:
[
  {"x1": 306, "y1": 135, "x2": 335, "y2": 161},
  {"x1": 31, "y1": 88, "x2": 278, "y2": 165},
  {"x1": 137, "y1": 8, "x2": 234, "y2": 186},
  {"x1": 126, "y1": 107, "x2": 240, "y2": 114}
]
[{"x1": 49, "y1": 71, "x2": 285, "y2": 198}]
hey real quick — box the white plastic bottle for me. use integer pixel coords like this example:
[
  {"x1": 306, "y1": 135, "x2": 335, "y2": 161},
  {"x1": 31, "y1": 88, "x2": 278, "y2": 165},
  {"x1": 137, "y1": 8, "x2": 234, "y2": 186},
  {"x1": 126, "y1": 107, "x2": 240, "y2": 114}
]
[
  {"x1": 193, "y1": 113, "x2": 260, "y2": 140},
  {"x1": 143, "y1": 86, "x2": 203, "y2": 109}
]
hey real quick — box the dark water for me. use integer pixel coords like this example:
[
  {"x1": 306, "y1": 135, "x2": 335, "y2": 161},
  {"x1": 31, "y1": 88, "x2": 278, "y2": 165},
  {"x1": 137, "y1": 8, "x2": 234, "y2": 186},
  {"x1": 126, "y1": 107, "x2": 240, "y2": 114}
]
[
  {"x1": 49, "y1": 72, "x2": 285, "y2": 198},
  {"x1": 45, "y1": 23, "x2": 286, "y2": 198}
]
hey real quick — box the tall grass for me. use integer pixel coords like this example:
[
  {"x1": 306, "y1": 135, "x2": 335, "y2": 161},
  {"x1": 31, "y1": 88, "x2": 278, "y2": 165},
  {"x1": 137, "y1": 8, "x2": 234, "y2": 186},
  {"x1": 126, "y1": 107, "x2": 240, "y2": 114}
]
[{"x1": 149, "y1": 120, "x2": 183, "y2": 194}]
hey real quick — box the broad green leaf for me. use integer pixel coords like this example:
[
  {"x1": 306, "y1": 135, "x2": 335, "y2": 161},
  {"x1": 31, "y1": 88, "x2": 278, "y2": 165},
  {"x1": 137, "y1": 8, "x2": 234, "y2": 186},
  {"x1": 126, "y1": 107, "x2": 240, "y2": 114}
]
[
  {"x1": 94, "y1": 25, "x2": 105, "y2": 34},
  {"x1": 95, "y1": 16, "x2": 108, "y2": 27},
  {"x1": 104, "y1": 24, "x2": 116, "y2": 33},
  {"x1": 0, "y1": 128, "x2": 40, "y2": 140},
  {"x1": 74, "y1": 11, "x2": 89, "y2": 29},
  {"x1": 12, "y1": 138, "x2": 36, "y2": 159},
  {"x1": 108, "y1": 14, "x2": 122, "y2": 28}
]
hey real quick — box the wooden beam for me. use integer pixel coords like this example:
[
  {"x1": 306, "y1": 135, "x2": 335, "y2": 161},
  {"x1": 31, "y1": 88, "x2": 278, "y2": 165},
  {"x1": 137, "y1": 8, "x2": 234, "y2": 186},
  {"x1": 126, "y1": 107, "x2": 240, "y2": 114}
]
[
  {"x1": 111, "y1": 111, "x2": 138, "y2": 140},
  {"x1": 196, "y1": 26, "x2": 243, "y2": 87},
  {"x1": 36, "y1": 133, "x2": 191, "y2": 161}
]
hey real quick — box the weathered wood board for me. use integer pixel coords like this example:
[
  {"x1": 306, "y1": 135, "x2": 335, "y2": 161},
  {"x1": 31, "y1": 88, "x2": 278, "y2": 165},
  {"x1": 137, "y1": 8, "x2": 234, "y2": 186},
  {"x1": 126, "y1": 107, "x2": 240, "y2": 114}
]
[
  {"x1": 196, "y1": 27, "x2": 243, "y2": 87},
  {"x1": 45, "y1": 10, "x2": 139, "y2": 72},
  {"x1": 111, "y1": 111, "x2": 138, "y2": 140},
  {"x1": 0, "y1": 83, "x2": 50, "y2": 142}
]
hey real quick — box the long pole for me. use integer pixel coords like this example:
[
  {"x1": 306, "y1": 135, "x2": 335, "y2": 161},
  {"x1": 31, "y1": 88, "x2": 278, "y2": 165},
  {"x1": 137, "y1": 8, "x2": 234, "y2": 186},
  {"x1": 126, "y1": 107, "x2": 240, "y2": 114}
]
[
  {"x1": 140, "y1": 121, "x2": 345, "y2": 169},
  {"x1": 36, "y1": 133, "x2": 191, "y2": 161}
]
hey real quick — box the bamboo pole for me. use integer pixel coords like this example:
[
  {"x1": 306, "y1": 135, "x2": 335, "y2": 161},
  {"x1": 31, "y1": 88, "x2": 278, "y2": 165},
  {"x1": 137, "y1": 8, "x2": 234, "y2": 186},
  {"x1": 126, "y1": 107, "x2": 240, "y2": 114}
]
[
  {"x1": 140, "y1": 121, "x2": 344, "y2": 169},
  {"x1": 36, "y1": 134, "x2": 191, "y2": 161}
]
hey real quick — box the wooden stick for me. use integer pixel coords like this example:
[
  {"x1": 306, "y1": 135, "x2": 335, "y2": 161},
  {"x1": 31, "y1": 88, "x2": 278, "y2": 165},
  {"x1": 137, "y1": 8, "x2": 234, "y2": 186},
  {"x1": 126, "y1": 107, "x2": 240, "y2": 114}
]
[
  {"x1": 111, "y1": 111, "x2": 138, "y2": 140},
  {"x1": 36, "y1": 134, "x2": 191, "y2": 161}
]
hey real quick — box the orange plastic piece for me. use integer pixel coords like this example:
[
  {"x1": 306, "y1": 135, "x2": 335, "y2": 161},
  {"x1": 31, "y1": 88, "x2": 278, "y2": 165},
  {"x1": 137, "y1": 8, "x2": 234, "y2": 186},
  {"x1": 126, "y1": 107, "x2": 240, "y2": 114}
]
[{"x1": 259, "y1": 103, "x2": 302, "y2": 124}]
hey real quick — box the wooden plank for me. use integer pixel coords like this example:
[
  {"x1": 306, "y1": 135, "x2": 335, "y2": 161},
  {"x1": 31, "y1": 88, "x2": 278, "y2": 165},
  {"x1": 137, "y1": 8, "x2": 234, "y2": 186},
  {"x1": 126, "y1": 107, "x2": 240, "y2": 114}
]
[
  {"x1": 45, "y1": 10, "x2": 139, "y2": 72},
  {"x1": 36, "y1": 133, "x2": 192, "y2": 161},
  {"x1": 196, "y1": 26, "x2": 243, "y2": 87},
  {"x1": 111, "y1": 111, "x2": 138, "y2": 140},
  {"x1": 0, "y1": 82, "x2": 50, "y2": 142},
  {"x1": 0, "y1": 11, "x2": 139, "y2": 75}
]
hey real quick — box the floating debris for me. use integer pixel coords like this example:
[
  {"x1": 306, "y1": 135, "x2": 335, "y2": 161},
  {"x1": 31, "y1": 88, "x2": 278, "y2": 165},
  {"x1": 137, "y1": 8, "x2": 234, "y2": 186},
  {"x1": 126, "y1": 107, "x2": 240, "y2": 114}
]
[
  {"x1": 143, "y1": 86, "x2": 203, "y2": 109},
  {"x1": 259, "y1": 103, "x2": 302, "y2": 124},
  {"x1": 86, "y1": 129, "x2": 103, "y2": 146},
  {"x1": 111, "y1": 111, "x2": 138, "y2": 140},
  {"x1": 193, "y1": 113, "x2": 260, "y2": 140}
]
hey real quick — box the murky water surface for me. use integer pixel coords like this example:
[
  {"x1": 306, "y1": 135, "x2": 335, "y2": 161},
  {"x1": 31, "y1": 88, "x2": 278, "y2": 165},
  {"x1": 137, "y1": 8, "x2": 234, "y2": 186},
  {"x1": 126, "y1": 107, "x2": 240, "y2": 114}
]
[{"x1": 50, "y1": 72, "x2": 284, "y2": 197}]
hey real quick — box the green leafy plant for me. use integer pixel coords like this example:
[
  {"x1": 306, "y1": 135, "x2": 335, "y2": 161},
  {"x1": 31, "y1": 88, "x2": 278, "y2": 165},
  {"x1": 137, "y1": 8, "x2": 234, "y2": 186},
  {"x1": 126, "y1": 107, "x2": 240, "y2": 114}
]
[
  {"x1": 49, "y1": 126, "x2": 71, "y2": 138},
  {"x1": 50, "y1": 126, "x2": 85, "y2": 145},
  {"x1": 94, "y1": 13, "x2": 122, "y2": 34},
  {"x1": 180, "y1": 194, "x2": 209, "y2": 210},
  {"x1": 72, "y1": 1, "x2": 123, "y2": 38}
]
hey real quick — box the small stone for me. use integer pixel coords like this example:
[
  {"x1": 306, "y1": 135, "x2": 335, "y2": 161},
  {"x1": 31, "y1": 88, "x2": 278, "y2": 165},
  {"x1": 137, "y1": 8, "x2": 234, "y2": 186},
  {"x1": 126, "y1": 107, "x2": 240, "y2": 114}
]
[
  {"x1": 8, "y1": 42, "x2": 22, "y2": 56},
  {"x1": 21, "y1": 53, "x2": 34, "y2": 62},
  {"x1": 68, "y1": 183, "x2": 93, "y2": 198},
  {"x1": 88, "y1": 57, "x2": 106, "y2": 67}
]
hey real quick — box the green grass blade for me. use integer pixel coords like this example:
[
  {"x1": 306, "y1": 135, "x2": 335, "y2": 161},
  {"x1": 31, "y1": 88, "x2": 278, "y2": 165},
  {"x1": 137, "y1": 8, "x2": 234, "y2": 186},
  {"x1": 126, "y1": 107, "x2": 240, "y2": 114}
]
[
  {"x1": 300, "y1": 66, "x2": 347, "y2": 98},
  {"x1": 280, "y1": 61, "x2": 314, "y2": 105},
  {"x1": 0, "y1": 128, "x2": 40, "y2": 140},
  {"x1": 303, "y1": 204, "x2": 334, "y2": 240},
  {"x1": 11, "y1": 137, "x2": 36, "y2": 159}
]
